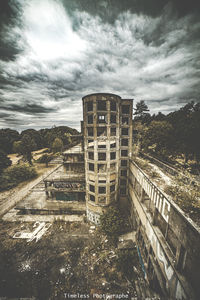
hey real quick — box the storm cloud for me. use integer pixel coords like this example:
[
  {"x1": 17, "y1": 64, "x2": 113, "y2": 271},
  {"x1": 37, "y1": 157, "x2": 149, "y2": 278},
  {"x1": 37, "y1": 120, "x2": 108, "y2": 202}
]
[{"x1": 0, "y1": 0, "x2": 200, "y2": 131}]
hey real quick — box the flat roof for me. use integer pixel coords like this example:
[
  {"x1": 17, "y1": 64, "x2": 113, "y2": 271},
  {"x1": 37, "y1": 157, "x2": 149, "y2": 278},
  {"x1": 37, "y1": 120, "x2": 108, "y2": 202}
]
[{"x1": 82, "y1": 92, "x2": 121, "y2": 100}]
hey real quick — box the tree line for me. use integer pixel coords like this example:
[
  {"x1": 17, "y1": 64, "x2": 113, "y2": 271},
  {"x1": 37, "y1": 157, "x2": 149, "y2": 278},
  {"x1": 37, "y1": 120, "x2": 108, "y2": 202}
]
[{"x1": 133, "y1": 100, "x2": 200, "y2": 165}]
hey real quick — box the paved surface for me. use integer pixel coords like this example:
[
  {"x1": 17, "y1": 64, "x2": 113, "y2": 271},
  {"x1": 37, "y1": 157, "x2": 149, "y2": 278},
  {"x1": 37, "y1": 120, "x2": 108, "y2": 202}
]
[{"x1": 0, "y1": 164, "x2": 61, "y2": 217}]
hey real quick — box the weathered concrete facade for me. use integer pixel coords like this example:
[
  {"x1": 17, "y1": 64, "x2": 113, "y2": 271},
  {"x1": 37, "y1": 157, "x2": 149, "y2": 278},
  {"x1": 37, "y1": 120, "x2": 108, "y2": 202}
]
[
  {"x1": 128, "y1": 159, "x2": 200, "y2": 299},
  {"x1": 82, "y1": 93, "x2": 133, "y2": 224}
]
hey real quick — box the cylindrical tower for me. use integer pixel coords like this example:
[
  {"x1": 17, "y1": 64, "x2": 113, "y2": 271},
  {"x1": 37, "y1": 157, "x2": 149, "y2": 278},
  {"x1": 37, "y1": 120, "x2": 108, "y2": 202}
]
[{"x1": 82, "y1": 93, "x2": 133, "y2": 224}]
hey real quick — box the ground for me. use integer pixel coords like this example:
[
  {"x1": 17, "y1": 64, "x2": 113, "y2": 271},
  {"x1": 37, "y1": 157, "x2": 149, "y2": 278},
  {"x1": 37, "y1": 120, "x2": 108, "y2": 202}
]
[{"x1": 0, "y1": 219, "x2": 154, "y2": 300}]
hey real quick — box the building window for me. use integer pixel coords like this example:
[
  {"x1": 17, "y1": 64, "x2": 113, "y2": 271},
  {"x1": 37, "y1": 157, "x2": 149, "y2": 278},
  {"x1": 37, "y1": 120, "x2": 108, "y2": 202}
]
[
  {"x1": 110, "y1": 163, "x2": 116, "y2": 171},
  {"x1": 110, "y1": 142, "x2": 116, "y2": 148},
  {"x1": 121, "y1": 160, "x2": 127, "y2": 167},
  {"x1": 88, "y1": 152, "x2": 94, "y2": 160},
  {"x1": 88, "y1": 127, "x2": 94, "y2": 137},
  {"x1": 110, "y1": 152, "x2": 116, "y2": 160},
  {"x1": 89, "y1": 184, "x2": 95, "y2": 192},
  {"x1": 98, "y1": 196, "x2": 106, "y2": 204},
  {"x1": 111, "y1": 127, "x2": 116, "y2": 136},
  {"x1": 97, "y1": 100, "x2": 106, "y2": 111},
  {"x1": 98, "y1": 164, "x2": 107, "y2": 173},
  {"x1": 122, "y1": 105, "x2": 130, "y2": 114},
  {"x1": 88, "y1": 140, "x2": 94, "y2": 149},
  {"x1": 98, "y1": 114, "x2": 107, "y2": 123},
  {"x1": 110, "y1": 185, "x2": 115, "y2": 192},
  {"x1": 121, "y1": 170, "x2": 127, "y2": 177},
  {"x1": 97, "y1": 127, "x2": 107, "y2": 137},
  {"x1": 122, "y1": 117, "x2": 129, "y2": 125},
  {"x1": 89, "y1": 163, "x2": 94, "y2": 171},
  {"x1": 120, "y1": 188, "x2": 126, "y2": 195},
  {"x1": 87, "y1": 101, "x2": 93, "y2": 111},
  {"x1": 122, "y1": 128, "x2": 129, "y2": 136},
  {"x1": 120, "y1": 179, "x2": 126, "y2": 186},
  {"x1": 99, "y1": 186, "x2": 106, "y2": 194},
  {"x1": 98, "y1": 152, "x2": 106, "y2": 161},
  {"x1": 121, "y1": 150, "x2": 128, "y2": 157},
  {"x1": 121, "y1": 139, "x2": 128, "y2": 146},
  {"x1": 99, "y1": 179, "x2": 106, "y2": 183},
  {"x1": 98, "y1": 144, "x2": 106, "y2": 149},
  {"x1": 110, "y1": 100, "x2": 116, "y2": 111},
  {"x1": 89, "y1": 194, "x2": 95, "y2": 202},
  {"x1": 87, "y1": 115, "x2": 93, "y2": 124},
  {"x1": 110, "y1": 114, "x2": 116, "y2": 124}
]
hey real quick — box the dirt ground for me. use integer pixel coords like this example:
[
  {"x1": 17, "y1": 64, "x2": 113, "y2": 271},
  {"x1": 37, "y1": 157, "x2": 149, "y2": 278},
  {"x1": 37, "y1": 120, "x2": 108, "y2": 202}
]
[{"x1": 0, "y1": 220, "x2": 150, "y2": 300}]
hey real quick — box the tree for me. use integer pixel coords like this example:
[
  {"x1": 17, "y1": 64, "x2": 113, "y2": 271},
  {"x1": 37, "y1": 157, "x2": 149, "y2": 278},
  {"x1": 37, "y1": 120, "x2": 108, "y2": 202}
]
[
  {"x1": 13, "y1": 141, "x2": 22, "y2": 155},
  {"x1": 18, "y1": 134, "x2": 37, "y2": 165},
  {"x1": 0, "y1": 151, "x2": 12, "y2": 174},
  {"x1": 51, "y1": 138, "x2": 63, "y2": 153},
  {"x1": 134, "y1": 100, "x2": 150, "y2": 121},
  {"x1": 0, "y1": 129, "x2": 20, "y2": 154}
]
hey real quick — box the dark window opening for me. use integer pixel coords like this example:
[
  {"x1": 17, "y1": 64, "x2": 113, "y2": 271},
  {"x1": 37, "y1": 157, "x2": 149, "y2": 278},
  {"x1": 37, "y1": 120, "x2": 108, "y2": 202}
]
[
  {"x1": 110, "y1": 100, "x2": 116, "y2": 111},
  {"x1": 110, "y1": 179, "x2": 115, "y2": 183},
  {"x1": 88, "y1": 140, "x2": 94, "y2": 149},
  {"x1": 89, "y1": 184, "x2": 95, "y2": 192},
  {"x1": 98, "y1": 164, "x2": 107, "y2": 173},
  {"x1": 89, "y1": 163, "x2": 94, "y2": 171},
  {"x1": 99, "y1": 186, "x2": 106, "y2": 194},
  {"x1": 121, "y1": 150, "x2": 128, "y2": 157},
  {"x1": 121, "y1": 139, "x2": 128, "y2": 146},
  {"x1": 97, "y1": 100, "x2": 106, "y2": 111},
  {"x1": 110, "y1": 114, "x2": 116, "y2": 123},
  {"x1": 120, "y1": 188, "x2": 126, "y2": 195},
  {"x1": 121, "y1": 170, "x2": 127, "y2": 177},
  {"x1": 97, "y1": 127, "x2": 107, "y2": 137},
  {"x1": 121, "y1": 160, "x2": 127, "y2": 167},
  {"x1": 122, "y1": 128, "x2": 128, "y2": 136},
  {"x1": 120, "y1": 179, "x2": 126, "y2": 186},
  {"x1": 99, "y1": 179, "x2": 106, "y2": 183},
  {"x1": 110, "y1": 152, "x2": 116, "y2": 160},
  {"x1": 122, "y1": 105, "x2": 130, "y2": 114},
  {"x1": 88, "y1": 127, "x2": 94, "y2": 136},
  {"x1": 99, "y1": 196, "x2": 106, "y2": 204},
  {"x1": 87, "y1": 101, "x2": 93, "y2": 111},
  {"x1": 87, "y1": 115, "x2": 93, "y2": 124},
  {"x1": 122, "y1": 117, "x2": 129, "y2": 125},
  {"x1": 110, "y1": 142, "x2": 116, "y2": 148},
  {"x1": 98, "y1": 144, "x2": 106, "y2": 149},
  {"x1": 111, "y1": 127, "x2": 116, "y2": 136},
  {"x1": 90, "y1": 194, "x2": 95, "y2": 202},
  {"x1": 110, "y1": 185, "x2": 115, "y2": 192},
  {"x1": 110, "y1": 163, "x2": 116, "y2": 171},
  {"x1": 98, "y1": 114, "x2": 107, "y2": 123},
  {"x1": 98, "y1": 152, "x2": 106, "y2": 161},
  {"x1": 88, "y1": 152, "x2": 94, "y2": 160}
]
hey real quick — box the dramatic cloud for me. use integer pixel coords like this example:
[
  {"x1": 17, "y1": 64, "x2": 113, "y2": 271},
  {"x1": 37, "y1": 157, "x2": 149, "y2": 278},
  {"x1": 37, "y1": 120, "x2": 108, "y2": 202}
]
[{"x1": 0, "y1": 0, "x2": 200, "y2": 131}]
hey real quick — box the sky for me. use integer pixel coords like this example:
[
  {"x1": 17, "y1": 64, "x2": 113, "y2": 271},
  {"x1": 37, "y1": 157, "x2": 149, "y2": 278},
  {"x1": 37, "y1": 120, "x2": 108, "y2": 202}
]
[{"x1": 0, "y1": 0, "x2": 200, "y2": 131}]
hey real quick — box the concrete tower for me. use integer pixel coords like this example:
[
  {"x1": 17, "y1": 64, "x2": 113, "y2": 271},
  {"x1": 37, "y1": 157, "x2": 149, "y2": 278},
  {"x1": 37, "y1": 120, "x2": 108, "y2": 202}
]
[{"x1": 82, "y1": 93, "x2": 133, "y2": 224}]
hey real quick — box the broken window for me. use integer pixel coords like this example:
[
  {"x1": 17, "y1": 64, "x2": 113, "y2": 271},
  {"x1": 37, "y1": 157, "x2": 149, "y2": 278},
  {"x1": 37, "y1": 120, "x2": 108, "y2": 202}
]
[
  {"x1": 110, "y1": 142, "x2": 116, "y2": 148},
  {"x1": 88, "y1": 139, "x2": 94, "y2": 149},
  {"x1": 122, "y1": 116, "x2": 129, "y2": 125},
  {"x1": 87, "y1": 101, "x2": 93, "y2": 111},
  {"x1": 110, "y1": 152, "x2": 116, "y2": 160},
  {"x1": 99, "y1": 179, "x2": 106, "y2": 183},
  {"x1": 110, "y1": 114, "x2": 116, "y2": 124},
  {"x1": 98, "y1": 152, "x2": 106, "y2": 161},
  {"x1": 98, "y1": 144, "x2": 106, "y2": 149},
  {"x1": 97, "y1": 100, "x2": 106, "y2": 111},
  {"x1": 98, "y1": 196, "x2": 106, "y2": 204},
  {"x1": 121, "y1": 139, "x2": 128, "y2": 146},
  {"x1": 122, "y1": 128, "x2": 129, "y2": 136},
  {"x1": 89, "y1": 194, "x2": 95, "y2": 202},
  {"x1": 110, "y1": 185, "x2": 115, "y2": 192},
  {"x1": 88, "y1": 152, "x2": 94, "y2": 160},
  {"x1": 122, "y1": 105, "x2": 130, "y2": 114},
  {"x1": 121, "y1": 150, "x2": 128, "y2": 157},
  {"x1": 97, "y1": 127, "x2": 107, "y2": 137},
  {"x1": 121, "y1": 160, "x2": 127, "y2": 167},
  {"x1": 89, "y1": 184, "x2": 95, "y2": 192},
  {"x1": 111, "y1": 127, "x2": 116, "y2": 136},
  {"x1": 87, "y1": 127, "x2": 94, "y2": 137},
  {"x1": 99, "y1": 186, "x2": 106, "y2": 194},
  {"x1": 121, "y1": 170, "x2": 127, "y2": 177},
  {"x1": 98, "y1": 114, "x2": 107, "y2": 123},
  {"x1": 89, "y1": 163, "x2": 94, "y2": 171},
  {"x1": 98, "y1": 164, "x2": 107, "y2": 173},
  {"x1": 110, "y1": 100, "x2": 116, "y2": 111},
  {"x1": 87, "y1": 115, "x2": 93, "y2": 124}
]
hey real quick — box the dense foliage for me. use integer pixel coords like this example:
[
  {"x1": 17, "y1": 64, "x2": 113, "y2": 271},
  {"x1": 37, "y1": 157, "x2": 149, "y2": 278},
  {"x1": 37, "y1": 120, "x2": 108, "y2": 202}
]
[
  {"x1": 134, "y1": 101, "x2": 200, "y2": 163},
  {"x1": 0, "y1": 151, "x2": 12, "y2": 174},
  {"x1": 0, "y1": 164, "x2": 37, "y2": 191}
]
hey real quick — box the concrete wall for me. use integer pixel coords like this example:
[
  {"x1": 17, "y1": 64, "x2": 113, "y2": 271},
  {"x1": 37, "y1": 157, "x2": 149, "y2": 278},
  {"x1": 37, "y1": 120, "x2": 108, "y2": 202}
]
[{"x1": 128, "y1": 159, "x2": 200, "y2": 300}]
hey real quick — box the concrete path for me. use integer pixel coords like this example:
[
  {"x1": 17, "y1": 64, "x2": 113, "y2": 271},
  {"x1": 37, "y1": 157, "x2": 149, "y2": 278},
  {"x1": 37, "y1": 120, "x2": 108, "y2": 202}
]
[{"x1": 0, "y1": 164, "x2": 61, "y2": 217}]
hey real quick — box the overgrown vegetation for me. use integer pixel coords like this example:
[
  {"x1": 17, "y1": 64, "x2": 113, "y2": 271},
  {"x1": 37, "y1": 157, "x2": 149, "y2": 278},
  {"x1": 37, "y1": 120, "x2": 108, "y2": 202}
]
[
  {"x1": 0, "y1": 164, "x2": 37, "y2": 191},
  {"x1": 116, "y1": 249, "x2": 139, "y2": 281}
]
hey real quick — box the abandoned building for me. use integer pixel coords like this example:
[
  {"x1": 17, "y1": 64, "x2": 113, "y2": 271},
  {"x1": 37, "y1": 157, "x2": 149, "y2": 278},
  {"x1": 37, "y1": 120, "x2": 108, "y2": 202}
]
[{"x1": 13, "y1": 93, "x2": 200, "y2": 299}]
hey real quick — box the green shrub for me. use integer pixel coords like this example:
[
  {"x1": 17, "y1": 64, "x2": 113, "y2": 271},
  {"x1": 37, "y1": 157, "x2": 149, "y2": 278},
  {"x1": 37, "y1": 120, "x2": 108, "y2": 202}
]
[
  {"x1": 0, "y1": 164, "x2": 37, "y2": 191},
  {"x1": 116, "y1": 248, "x2": 138, "y2": 280}
]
